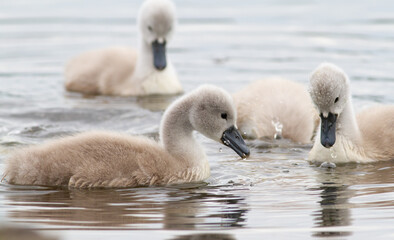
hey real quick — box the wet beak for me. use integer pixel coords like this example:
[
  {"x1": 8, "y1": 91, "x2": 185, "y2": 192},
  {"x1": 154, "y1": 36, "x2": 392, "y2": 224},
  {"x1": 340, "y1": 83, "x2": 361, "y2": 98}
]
[
  {"x1": 152, "y1": 40, "x2": 167, "y2": 70},
  {"x1": 221, "y1": 126, "x2": 250, "y2": 158},
  {"x1": 320, "y1": 112, "x2": 337, "y2": 148}
]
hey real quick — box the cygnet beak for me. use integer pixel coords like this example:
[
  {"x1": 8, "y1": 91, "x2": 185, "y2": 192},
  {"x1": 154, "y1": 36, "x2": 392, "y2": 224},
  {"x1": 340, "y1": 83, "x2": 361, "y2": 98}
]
[
  {"x1": 152, "y1": 39, "x2": 167, "y2": 70},
  {"x1": 320, "y1": 112, "x2": 337, "y2": 148},
  {"x1": 221, "y1": 126, "x2": 250, "y2": 158}
]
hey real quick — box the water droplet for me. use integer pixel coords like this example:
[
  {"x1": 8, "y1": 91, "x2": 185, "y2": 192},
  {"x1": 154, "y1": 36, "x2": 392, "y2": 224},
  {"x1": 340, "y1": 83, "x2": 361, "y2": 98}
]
[
  {"x1": 219, "y1": 148, "x2": 222, "y2": 153},
  {"x1": 330, "y1": 148, "x2": 337, "y2": 159},
  {"x1": 271, "y1": 117, "x2": 283, "y2": 140}
]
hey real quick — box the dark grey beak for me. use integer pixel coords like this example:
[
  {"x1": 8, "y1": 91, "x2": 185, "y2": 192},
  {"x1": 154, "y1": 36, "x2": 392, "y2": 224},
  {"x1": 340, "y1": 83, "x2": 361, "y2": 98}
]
[
  {"x1": 320, "y1": 112, "x2": 337, "y2": 148},
  {"x1": 152, "y1": 40, "x2": 167, "y2": 70},
  {"x1": 221, "y1": 126, "x2": 250, "y2": 158}
]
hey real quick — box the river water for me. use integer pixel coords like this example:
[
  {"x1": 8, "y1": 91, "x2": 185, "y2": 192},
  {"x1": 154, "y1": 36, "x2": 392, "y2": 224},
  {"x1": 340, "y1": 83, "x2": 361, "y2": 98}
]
[{"x1": 0, "y1": 0, "x2": 393, "y2": 239}]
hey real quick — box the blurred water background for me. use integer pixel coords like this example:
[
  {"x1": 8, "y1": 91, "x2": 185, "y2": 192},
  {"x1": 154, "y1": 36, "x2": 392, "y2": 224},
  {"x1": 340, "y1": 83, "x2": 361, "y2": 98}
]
[{"x1": 0, "y1": 0, "x2": 393, "y2": 239}]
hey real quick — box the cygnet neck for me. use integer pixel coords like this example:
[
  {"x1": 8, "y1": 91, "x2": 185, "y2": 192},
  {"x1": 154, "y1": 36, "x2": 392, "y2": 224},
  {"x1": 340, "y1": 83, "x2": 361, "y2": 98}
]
[
  {"x1": 336, "y1": 97, "x2": 361, "y2": 142},
  {"x1": 132, "y1": 38, "x2": 156, "y2": 83},
  {"x1": 160, "y1": 95, "x2": 206, "y2": 166}
]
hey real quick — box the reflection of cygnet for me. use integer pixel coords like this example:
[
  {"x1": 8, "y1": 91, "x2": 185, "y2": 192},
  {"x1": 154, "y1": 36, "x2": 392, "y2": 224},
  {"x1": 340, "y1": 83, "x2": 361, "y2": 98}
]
[
  {"x1": 308, "y1": 63, "x2": 394, "y2": 163},
  {"x1": 5, "y1": 85, "x2": 249, "y2": 188},
  {"x1": 65, "y1": 0, "x2": 182, "y2": 96},
  {"x1": 233, "y1": 78, "x2": 318, "y2": 143}
]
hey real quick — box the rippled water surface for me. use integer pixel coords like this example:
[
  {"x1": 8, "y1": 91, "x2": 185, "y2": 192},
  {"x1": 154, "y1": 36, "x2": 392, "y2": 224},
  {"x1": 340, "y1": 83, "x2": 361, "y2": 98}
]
[{"x1": 0, "y1": 0, "x2": 394, "y2": 239}]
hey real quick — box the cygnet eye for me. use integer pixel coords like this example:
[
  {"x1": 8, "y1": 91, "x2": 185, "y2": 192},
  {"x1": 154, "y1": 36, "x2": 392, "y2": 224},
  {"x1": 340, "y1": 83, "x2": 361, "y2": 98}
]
[
  {"x1": 221, "y1": 113, "x2": 228, "y2": 120},
  {"x1": 148, "y1": 26, "x2": 153, "y2": 32},
  {"x1": 334, "y1": 97, "x2": 339, "y2": 103}
]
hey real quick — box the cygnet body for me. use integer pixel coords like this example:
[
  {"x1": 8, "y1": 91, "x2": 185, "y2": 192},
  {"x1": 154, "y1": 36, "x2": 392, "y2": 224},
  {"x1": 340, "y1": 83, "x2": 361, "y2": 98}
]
[
  {"x1": 4, "y1": 85, "x2": 249, "y2": 188},
  {"x1": 308, "y1": 63, "x2": 394, "y2": 163},
  {"x1": 64, "y1": 0, "x2": 182, "y2": 96},
  {"x1": 233, "y1": 78, "x2": 318, "y2": 143}
]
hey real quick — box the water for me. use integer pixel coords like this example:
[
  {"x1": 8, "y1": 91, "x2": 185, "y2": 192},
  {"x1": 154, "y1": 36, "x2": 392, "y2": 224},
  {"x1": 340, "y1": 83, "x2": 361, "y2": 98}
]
[
  {"x1": 0, "y1": 0, "x2": 394, "y2": 239},
  {"x1": 271, "y1": 118, "x2": 283, "y2": 140}
]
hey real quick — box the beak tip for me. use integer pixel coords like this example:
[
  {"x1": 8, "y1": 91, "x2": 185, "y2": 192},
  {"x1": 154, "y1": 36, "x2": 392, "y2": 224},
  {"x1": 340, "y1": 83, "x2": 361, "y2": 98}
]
[
  {"x1": 238, "y1": 148, "x2": 250, "y2": 159},
  {"x1": 321, "y1": 139, "x2": 335, "y2": 148},
  {"x1": 244, "y1": 150, "x2": 250, "y2": 158},
  {"x1": 155, "y1": 64, "x2": 166, "y2": 70}
]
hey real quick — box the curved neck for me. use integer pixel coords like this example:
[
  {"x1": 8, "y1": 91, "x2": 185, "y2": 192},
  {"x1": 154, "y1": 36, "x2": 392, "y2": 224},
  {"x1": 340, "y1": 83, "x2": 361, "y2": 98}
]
[
  {"x1": 336, "y1": 98, "x2": 361, "y2": 142},
  {"x1": 132, "y1": 38, "x2": 155, "y2": 83},
  {"x1": 159, "y1": 97, "x2": 206, "y2": 165}
]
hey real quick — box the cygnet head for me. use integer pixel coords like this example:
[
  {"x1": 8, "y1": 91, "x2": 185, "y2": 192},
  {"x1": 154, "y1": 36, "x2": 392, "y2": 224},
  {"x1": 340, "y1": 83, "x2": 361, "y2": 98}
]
[
  {"x1": 189, "y1": 85, "x2": 250, "y2": 158},
  {"x1": 138, "y1": 0, "x2": 176, "y2": 70},
  {"x1": 309, "y1": 63, "x2": 350, "y2": 148}
]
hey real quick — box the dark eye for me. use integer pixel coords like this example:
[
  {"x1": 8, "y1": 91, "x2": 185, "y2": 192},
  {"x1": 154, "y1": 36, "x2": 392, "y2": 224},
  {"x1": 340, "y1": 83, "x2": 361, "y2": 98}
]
[
  {"x1": 334, "y1": 97, "x2": 339, "y2": 103},
  {"x1": 221, "y1": 113, "x2": 228, "y2": 120},
  {"x1": 148, "y1": 26, "x2": 153, "y2": 31}
]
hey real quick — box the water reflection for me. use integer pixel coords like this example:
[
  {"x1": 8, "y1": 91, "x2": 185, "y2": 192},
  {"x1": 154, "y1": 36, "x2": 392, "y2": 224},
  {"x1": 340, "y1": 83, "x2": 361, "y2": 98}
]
[
  {"x1": 311, "y1": 161, "x2": 394, "y2": 238},
  {"x1": 4, "y1": 184, "x2": 248, "y2": 230},
  {"x1": 65, "y1": 91, "x2": 178, "y2": 112},
  {"x1": 312, "y1": 181, "x2": 352, "y2": 237},
  {"x1": 135, "y1": 94, "x2": 180, "y2": 111},
  {"x1": 171, "y1": 233, "x2": 235, "y2": 240},
  {"x1": 0, "y1": 226, "x2": 58, "y2": 240}
]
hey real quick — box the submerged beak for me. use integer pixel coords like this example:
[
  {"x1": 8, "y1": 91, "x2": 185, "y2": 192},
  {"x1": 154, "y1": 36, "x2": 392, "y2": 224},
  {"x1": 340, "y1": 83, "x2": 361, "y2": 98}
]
[
  {"x1": 221, "y1": 126, "x2": 250, "y2": 158},
  {"x1": 320, "y1": 112, "x2": 337, "y2": 148},
  {"x1": 152, "y1": 40, "x2": 167, "y2": 70}
]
